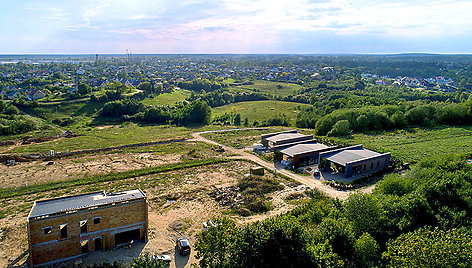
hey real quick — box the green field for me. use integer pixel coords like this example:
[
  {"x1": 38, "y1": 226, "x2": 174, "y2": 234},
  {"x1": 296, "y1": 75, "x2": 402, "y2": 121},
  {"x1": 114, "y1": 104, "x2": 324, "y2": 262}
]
[
  {"x1": 141, "y1": 89, "x2": 192, "y2": 106},
  {"x1": 336, "y1": 126, "x2": 472, "y2": 163},
  {"x1": 228, "y1": 80, "x2": 303, "y2": 97},
  {"x1": 213, "y1": 100, "x2": 310, "y2": 126},
  {"x1": 4, "y1": 123, "x2": 224, "y2": 154},
  {"x1": 23, "y1": 100, "x2": 104, "y2": 129}
]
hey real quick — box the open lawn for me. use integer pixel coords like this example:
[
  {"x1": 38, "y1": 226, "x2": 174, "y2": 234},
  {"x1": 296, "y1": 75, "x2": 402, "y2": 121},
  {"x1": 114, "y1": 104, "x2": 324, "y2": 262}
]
[
  {"x1": 213, "y1": 100, "x2": 311, "y2": 126},
  {"x1": 335, "y1": 126, "x2": 472, "y2": 163},
  {"x1": 228, "y1": 80, "x2": 303, "y2": 97},
  {"x1": 141, "y1": 89, "x2": 192, "y2": 106}
]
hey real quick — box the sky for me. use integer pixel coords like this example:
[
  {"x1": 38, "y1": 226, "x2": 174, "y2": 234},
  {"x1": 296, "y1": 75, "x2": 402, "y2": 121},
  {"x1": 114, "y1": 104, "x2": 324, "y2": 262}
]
[{"x1": 1, "y1": 0, "x2": 472, "y2": 54}]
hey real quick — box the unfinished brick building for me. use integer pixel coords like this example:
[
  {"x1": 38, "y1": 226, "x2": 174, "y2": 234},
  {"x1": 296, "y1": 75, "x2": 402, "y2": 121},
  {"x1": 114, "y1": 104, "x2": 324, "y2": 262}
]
[{"x1": 27, "y1": 189, "x2": 148, "y2": 267}]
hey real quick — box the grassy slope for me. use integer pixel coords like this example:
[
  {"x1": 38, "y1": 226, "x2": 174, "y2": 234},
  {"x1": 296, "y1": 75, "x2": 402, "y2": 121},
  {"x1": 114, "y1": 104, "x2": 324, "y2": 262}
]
[
  {"x1": 4, "y1": 124, "x2": 206, "y2": 154},
  {"x1": 141, "y1": 90, "x2": 192, "y2": 106},
  {"x1": 212, "y1": 100, "x2": 310, "y2": 126},
  {"x1": 227, "y1": 80, "x2": 302, "y2": 97},
  {"x1": 336, "y1": 126, "x2": 472, "y2": 163},
  {"x1": 22, "y1": 100, "x2": 104, "y2": 129}
]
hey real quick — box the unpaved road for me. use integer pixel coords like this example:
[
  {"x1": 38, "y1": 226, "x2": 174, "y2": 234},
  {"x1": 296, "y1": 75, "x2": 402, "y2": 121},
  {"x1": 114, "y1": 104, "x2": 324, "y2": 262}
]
[{"x1": 192, "y1": 129, "x2": 375, "y2": 200}]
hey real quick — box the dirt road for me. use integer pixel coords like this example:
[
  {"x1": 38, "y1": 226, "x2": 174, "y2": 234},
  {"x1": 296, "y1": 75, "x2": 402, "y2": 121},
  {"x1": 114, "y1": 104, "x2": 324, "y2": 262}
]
[{"x1": 192, "y1": 129, "x2": 375, "y2": 200}]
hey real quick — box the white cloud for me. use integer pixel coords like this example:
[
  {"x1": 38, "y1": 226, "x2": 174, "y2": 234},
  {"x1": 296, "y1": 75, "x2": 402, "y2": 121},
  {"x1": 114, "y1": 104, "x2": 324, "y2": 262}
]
[{"x1": 3, "y1": 0, "x2": 472, "y2": 53}]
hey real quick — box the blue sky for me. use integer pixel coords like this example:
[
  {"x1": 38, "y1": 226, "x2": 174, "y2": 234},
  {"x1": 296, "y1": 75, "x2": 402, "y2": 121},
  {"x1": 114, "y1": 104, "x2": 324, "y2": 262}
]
[{"x1": 1, "y1": 0, "x2": 471, "y2": 54}]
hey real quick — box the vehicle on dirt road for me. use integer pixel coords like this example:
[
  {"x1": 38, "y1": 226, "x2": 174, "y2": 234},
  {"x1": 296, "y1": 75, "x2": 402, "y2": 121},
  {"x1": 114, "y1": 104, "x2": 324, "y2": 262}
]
[{"x1": 176, "y1": 237, "x2": 191, "y2": 256}]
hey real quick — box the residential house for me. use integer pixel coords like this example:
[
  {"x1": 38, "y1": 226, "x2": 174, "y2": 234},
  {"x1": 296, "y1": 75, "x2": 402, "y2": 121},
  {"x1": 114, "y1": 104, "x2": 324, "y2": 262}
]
[
  {"x1": 7, "y1": 90, "x2": 19, "y2": 100},
  {"x1": 27, "y1": 89, "x2": 47, "y2": 100}
]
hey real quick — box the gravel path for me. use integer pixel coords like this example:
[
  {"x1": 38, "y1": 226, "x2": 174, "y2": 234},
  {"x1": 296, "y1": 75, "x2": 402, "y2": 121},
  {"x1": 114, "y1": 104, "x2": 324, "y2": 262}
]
[{"x1": 192, "y1": 129, "x2": 375, "y2": 200}]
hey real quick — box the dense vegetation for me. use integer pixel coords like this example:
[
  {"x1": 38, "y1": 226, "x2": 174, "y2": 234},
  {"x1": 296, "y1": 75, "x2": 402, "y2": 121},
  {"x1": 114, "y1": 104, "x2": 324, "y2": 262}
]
[
  {"x1": 196, "y1": 154, "x2": 472, "y2": 267},
  {"x1": 0, "y1": 100, "x2": 39, "y2": 135},
  {"x1": 99, "y1": 98, "x2": 211, "y2": 125},
  {"x1": 310, "y1": 99, "x2": 472, "y2": 136},
  {"x1": 178, "y1": 78, "x2": 226, "y2": 92}
]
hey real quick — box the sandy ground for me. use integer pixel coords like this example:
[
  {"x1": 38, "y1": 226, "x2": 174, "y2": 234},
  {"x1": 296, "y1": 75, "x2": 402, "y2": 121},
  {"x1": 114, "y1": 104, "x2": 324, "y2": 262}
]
[
  {"x1": 0, "y1": 152, "x2": 182, "y2": 188},
  {"x1": 0, "y1": 159, "x2": 308, "y2": 268}
]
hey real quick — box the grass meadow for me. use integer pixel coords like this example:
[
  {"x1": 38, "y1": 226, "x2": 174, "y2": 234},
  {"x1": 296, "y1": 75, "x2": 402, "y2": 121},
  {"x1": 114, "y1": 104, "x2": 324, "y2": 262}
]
[
  {"x1": 141, "y1": 89, "x2": 192, "y2": 106},
  {"x1": 335, "y1": 126, "x2": 472, "y2": 163},
  {"x1": 227, "y1": 80, "x2": 303, "y2": 97},
  {"x1": 4, "y1": 123, "x2": 222, "y2": 154},
  {"x1": 212, "y1": 100, "x2": 310, "y2": 126}
]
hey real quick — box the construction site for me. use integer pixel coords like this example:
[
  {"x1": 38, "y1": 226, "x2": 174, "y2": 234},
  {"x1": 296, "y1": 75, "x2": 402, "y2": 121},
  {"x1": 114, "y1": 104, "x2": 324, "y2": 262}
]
[
  {"x1": 0, "y1": 128, "x2": 320, "y2": 267},
  {"x1": 0, "y1": 127, "x2": 388, "y2": 267}
]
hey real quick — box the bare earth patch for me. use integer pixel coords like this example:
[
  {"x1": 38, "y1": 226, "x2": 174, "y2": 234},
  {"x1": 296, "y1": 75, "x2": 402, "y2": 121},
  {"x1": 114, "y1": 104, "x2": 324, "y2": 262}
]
[
  {"x1": 0, "y1": 152, "x2": 181, "y2": 188},
  {"x1": 0, "y1": 161, "x2": 308, "y2": 267}
]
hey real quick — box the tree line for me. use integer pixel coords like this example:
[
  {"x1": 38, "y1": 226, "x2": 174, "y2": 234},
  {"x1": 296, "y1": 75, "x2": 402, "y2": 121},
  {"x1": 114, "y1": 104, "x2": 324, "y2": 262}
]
[
  {"x1": 178, "y1": 78, "x2": 226, "y2": 93},
  {"x1": 188, "y1": 90, "x2": 270, "y2": 108},
  {"x1": 213, "y1": 112, "x2": 289, "y2": 127},
  {"x1": 99, "y1": 98, "x2": 211, "y2": 125},
  {"x1": 310, "y1": 100, "x2": 472, "y2": 136}
]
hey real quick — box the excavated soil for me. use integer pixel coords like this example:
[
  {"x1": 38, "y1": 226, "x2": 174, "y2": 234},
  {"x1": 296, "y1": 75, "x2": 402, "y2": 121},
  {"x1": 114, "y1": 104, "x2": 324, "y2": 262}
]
[{"x1": 0, "y1": 152, "x2": 182, "y2": 188}]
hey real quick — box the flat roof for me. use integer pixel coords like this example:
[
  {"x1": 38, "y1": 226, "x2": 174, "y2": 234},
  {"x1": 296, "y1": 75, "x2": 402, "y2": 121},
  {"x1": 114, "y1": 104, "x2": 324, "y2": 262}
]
[
  {"x1": 325, "y1": 149, "x2": 382, "y2": 166},
  {"x1": 29, "y1": 189, "x2": 145, "y2": 219},
  {"x1": 265, "y1": 133, "x2": 311, "y2": 143},
  {"x1": 280, "y1": 143, "x2": 331, "y2": 157},
  {"x1": 260, "y1": 129, "x2": 298, "y2": 139}
]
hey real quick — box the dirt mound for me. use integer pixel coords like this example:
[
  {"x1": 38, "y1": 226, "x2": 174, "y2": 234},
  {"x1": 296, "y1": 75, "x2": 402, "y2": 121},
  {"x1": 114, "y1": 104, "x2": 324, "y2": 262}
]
[{"x1": 168, "y1": 220, "x2": 187, "y2": 232}]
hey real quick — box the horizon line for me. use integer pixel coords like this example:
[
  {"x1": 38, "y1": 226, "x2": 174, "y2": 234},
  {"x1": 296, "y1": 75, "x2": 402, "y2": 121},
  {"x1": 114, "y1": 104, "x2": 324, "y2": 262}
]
[{"x1": 1, "y1": 52, "x2": 472, "y2": 56}]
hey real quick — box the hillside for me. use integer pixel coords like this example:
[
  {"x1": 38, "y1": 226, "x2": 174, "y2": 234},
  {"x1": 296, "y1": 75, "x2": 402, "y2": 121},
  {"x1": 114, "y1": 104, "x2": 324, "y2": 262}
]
[{"x1": 212, "y1": 100, "x2": 310, "y2": 126}]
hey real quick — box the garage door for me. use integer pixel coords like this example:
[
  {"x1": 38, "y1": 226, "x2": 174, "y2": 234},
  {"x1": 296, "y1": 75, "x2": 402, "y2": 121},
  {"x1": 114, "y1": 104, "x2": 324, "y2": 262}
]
[{"x1": 115, "y1": 229, "x2": 140, "y2": 246}]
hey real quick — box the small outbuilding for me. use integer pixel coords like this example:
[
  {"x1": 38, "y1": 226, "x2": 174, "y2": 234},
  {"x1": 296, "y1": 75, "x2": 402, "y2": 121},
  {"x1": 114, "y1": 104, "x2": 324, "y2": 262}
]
[
  {"x1": 250, "y1": 166, "x2": 265, "y2": 175},
  {"x1": 319, "y1": 144, "x2": 391, "y2": 178}
]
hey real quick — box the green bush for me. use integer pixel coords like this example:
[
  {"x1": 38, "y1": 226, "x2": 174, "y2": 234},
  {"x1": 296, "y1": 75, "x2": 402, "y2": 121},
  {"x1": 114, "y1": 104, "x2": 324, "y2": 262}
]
[{"x1": 129, "y1": 253, "x2": 167, "y2": 268}]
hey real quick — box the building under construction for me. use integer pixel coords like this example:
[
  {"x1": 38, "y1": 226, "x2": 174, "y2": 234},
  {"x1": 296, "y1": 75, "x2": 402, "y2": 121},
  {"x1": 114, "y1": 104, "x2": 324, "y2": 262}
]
[{"x1": 27, "y1": 189, "x2": 148, "y2": 267}]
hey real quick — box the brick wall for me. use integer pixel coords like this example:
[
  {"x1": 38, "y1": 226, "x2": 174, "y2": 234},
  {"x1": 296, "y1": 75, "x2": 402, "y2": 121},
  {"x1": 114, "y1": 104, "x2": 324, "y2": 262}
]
[{"x1": 29, "y1": 199, "x2": 147, "y2": 266}]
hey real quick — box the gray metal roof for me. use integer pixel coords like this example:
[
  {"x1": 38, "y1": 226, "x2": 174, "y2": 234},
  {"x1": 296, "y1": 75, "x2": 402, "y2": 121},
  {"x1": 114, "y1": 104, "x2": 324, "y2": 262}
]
[
  {"x1": 260, "y1": 130, "x2": 298, "y2": 139},
  {"x1": 265, "y1": 133, "x2": 311, "y2": 143},
  {"x1": 325, "y1": 149, "x2": 382, "y2": 166},
  {"x1": 280, "y1": 143, "x2": 331, "y2": 157},
  {"x1": 29, "y1": 189, "x2": 145, "y2": 219}
]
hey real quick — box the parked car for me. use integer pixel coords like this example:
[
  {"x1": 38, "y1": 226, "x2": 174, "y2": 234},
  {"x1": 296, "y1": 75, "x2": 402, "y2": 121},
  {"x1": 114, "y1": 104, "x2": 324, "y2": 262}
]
[
  {"x1": 313, "y1": 169, "x2": 320, "y2": 176},
  {"x1": 176, "y1": 237, "x2": 191, "y2": 256}
]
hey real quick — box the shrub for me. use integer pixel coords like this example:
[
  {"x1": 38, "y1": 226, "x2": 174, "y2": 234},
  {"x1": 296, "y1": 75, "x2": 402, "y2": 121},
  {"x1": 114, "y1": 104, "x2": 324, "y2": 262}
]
[{"x1": 327, "y1": 120, "x2": 350, "y2": 137}]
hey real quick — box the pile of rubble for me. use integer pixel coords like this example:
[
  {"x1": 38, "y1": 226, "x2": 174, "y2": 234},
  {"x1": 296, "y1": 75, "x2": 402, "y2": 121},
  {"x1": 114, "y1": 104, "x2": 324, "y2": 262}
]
[{"x1": 209, "y1": 185, "x2": 244, "y2": 207}]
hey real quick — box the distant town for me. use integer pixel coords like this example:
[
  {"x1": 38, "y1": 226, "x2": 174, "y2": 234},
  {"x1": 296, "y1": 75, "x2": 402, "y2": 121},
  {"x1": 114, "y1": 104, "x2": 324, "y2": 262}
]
[{"x1": 0, "y1": 54, "x2": 470, "y2": 102}]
